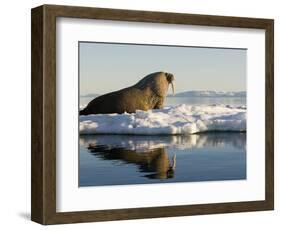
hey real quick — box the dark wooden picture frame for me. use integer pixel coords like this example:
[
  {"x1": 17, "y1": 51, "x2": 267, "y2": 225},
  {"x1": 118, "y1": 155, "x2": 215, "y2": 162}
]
[{"x1": 31, "y1": 4, "x2": 274, "y2": 225}]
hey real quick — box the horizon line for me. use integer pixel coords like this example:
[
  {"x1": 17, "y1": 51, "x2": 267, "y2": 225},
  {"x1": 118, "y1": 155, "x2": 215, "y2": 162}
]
[{"x1": 81, "y1": 90, "x2": 246, "y2": 97}]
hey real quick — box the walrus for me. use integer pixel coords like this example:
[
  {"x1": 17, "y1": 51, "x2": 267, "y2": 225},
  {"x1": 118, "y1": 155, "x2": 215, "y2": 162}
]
[{"x1": 80, "y1": 71, "x2": 175, "y2": 115}]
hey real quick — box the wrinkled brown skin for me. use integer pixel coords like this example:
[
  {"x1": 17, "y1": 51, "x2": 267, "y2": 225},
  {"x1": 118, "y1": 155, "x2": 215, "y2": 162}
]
[{"x1": 80, "y1": 72, "x2": 175, "y2": 115}]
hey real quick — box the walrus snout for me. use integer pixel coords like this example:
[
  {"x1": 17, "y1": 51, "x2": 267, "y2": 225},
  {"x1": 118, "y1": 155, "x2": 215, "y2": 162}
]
[
  {"x1": 165, "y1": 73, "x2": 174, "y2": 82},
  {"x1": 165, "y1": 73, "x2": 175, "y2": 95}
]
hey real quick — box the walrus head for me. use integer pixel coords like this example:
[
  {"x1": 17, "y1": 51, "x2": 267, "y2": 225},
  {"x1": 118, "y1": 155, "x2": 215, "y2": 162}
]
[
  {"x1": 165, "y1": 73, "x2": 175, "y2": 96},
  {"x1": 136, "y1": 72, "x2": 175, "y2": 97}
]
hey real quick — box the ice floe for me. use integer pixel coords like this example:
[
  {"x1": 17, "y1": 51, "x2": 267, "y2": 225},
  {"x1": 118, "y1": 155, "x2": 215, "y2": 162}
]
[{"x1": 80, "y1": 104, "x2": 246, "y2": 135}]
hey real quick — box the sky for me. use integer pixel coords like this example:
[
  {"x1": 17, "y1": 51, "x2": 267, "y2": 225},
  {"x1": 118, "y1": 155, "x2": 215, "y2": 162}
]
[{"x1": 79, "y1": 42, "x2": 246, "y2": 96}]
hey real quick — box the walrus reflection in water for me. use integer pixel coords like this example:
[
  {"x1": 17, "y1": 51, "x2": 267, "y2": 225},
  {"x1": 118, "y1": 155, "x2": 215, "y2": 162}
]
[
  {"x1": 80, "y1": 72, "x2": 175, "y2": 115},
  {"x1": 88, "y1": 144, "x2": 176, "y2": 180}
]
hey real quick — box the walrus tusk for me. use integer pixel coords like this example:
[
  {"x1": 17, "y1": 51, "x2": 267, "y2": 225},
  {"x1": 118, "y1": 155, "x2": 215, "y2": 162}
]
[
  {"x1": 171, "y1": 154, "x2": 176, "y2": 170},
  {"x1": 171, "y1": 81, "x2": 175, "y2": 96}
]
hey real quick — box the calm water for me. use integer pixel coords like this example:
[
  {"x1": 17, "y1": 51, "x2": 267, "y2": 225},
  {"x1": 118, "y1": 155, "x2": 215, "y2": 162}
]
[
  {"x1": 79, "y1": 96, "x2": 246, "y2": 187},
  {"x1": 79, "y1": 133, "x2": 246, "y2": 186}
]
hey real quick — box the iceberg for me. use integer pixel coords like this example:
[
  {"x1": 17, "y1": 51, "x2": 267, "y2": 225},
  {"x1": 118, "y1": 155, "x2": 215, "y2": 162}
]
[
  {"x1": 171, "y1": 90, "x2": 246, "y2": 97},
  {"x1": 80, "y1": 104, "x2": 246, "y2": 135}
]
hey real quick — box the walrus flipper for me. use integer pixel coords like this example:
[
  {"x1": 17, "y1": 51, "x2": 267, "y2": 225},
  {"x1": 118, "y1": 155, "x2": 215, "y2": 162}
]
[{"x1": 79, "y1": 109, "x2": 87, "y2": 115}]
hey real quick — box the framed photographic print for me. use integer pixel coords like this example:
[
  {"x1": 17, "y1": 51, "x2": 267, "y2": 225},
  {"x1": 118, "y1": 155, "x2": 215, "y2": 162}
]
[{"x1": 31, "y1": 4, "x2": 274, "y2": 224}]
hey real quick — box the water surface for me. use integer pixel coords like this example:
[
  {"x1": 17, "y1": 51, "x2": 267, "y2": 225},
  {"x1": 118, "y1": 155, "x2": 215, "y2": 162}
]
[{"x1": 79, "y1": 133, "x2": 246, "y2": 186}]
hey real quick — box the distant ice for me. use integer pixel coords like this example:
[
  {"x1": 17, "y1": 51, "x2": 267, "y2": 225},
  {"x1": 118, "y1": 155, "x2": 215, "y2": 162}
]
[
  {"x1": 81, "y1": 90, "x2": 246, "y2": 99},
  {"x1": 171, "y1": 90, "x2": 246, "y2": 97},
  {"x1": 80, "y1": 104, "x2": 246, "y2": 135}
]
